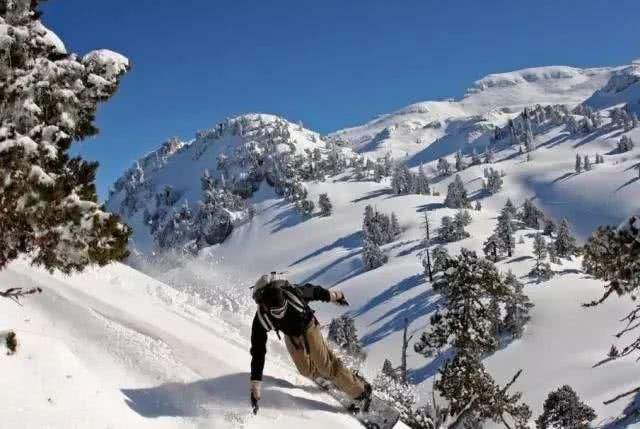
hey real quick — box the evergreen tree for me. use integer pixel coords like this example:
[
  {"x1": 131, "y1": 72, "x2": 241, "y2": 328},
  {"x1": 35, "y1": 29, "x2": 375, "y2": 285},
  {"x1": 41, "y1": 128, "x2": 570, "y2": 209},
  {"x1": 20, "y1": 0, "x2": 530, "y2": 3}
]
[
  {"x1": 583, "y1": 155, "x2": 592, "y2": 171},
  {"x1": 444, "y1": 175, "x2": 470, "y2": 209},
  {"x1": 483, "y1": 234, "x2": 504, "y2": 262},
  {"x1": 327, "y1": 314, "x2": 364, "y2": 358},
  {"x1": 391, "y1": 163, "x2": 413, "y2": 194},
  {"x1": 362, "y1": 239, "x2": 388, "y2": 270},
  {"x1": 530, "y1": 233, "x2": 553, "y2": 281},
  {"x1": 390, "y1": 212, "x2": 401, "y2": 238},
  {"x1": 414, "y1": 164, "x2": 431, "y2": 195},
  {"x1": 618, "y1": 135, "x2": 634, "y2": 153},
  {"x1": 503, "y1": 271, "x2": 534, "y2": 339},
  {"x1": 437, "y1": 157, "x2": 452, "y2": 176},
  {"x1": 503, "y1": 198, "x2": 518, "y2": 219},
  {"x1": 455, "y1": 150, "x2": 465, "y2": 171},
  {"x1": 0, "y1": 0, "x2": 131, "y2": 272},
  {"x1": 421, "y1": 211, "x2": 433, "y2": 282},
  {"x1": 554, "y1": 219, "x2": 577, "y2": 258},
  {"x1": 318, "y1": 193, "x2": 332, "y2": 216},
  {"x1": 484, "y1": 167, "x2": 504, "y2": 194},
  {"x1": 535, "y1": 385, "x2": 596, "y2": 429},
  {"x1": 381, "y1": 359, "x2": 399, "y2": 381},
  {"x1": 495, "y1": 209, "x2": 516, "y2": 258},
  {"x1": 543, "y1": 219, "x2": 557, "y2": 237},
  {"x1": 575, "y1": 153, "x2": 582, "y2": 173},
  {"x1": 431, "y1": 246, "x2": 452, "y2": 274},
  {"x1": 520, "y1": 199, "x2": 545, "y2": 229},
  {"x1": 439, "y1": 215, "x2": 470, "y2": 242},
  {"x1": 414, "y1": 249, "x2": 531, "y2": 427}
]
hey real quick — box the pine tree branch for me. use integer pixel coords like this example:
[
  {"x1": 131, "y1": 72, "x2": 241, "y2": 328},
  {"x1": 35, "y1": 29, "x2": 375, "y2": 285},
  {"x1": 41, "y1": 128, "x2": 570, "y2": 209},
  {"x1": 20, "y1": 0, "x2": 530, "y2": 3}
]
[
  {"x1": 583, "y1": 286, "x2": 616, "y2": 307},
  {"x1": 604, "y1": 385, "x2": 640, "y2": 405},
  {"x1": 0, "y1": 287, "x2": 42, "y2": 306}
]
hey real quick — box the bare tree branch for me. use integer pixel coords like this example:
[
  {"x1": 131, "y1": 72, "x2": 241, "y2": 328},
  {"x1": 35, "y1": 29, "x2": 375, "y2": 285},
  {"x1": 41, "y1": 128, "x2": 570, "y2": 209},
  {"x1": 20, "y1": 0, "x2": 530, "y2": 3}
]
[
  {"x1": 0, "y1": 287, "x2": 42, "y2": 305},
  {"x1": 604, "y1": 385, "x2": 640, "y2": 405}
]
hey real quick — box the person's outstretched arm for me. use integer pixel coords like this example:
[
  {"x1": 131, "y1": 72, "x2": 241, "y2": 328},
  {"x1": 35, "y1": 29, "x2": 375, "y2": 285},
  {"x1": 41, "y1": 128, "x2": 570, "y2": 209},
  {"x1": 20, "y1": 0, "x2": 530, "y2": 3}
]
[{"x1": 296, "y1": 283, "x2": 349, "y2": 306}]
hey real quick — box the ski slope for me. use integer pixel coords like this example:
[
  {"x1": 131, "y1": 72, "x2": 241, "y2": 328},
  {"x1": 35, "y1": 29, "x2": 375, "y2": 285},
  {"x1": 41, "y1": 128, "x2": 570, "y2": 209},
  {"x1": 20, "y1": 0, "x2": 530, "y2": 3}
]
[{"x1": 0, "y1": 259, "x2": 370, "y2": 429}]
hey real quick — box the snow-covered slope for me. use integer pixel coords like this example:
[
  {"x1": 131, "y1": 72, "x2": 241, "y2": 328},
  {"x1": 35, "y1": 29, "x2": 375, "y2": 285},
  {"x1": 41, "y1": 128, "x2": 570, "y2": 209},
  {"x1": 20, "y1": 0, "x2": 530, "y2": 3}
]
[{"x1": 0, "y1": 259, "x2": 365, "y2": 429}]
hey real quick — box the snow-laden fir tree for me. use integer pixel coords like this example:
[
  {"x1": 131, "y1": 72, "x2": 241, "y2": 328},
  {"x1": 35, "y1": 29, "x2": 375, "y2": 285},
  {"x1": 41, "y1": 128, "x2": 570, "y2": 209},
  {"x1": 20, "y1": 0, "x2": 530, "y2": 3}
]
[
  {"x1": 390, "y1": 212, "x2": 401, "y2": 238},
  {"x1": 444, "y1": 175, "x2": 469, "y2": 209},
  {"x1": 535, "y1": 385, "x2": 596, "y2": 429},
  {"x1": 437, "y1": 157, "x2": 452, "y2": 176},
  {"x1": 327, "y1": 314, "x2": 364, "y2": 358},
  {"x1": 543, "y1": 219, "x2": 556, "y2": 236},
  {"x1": 575, "y1": 153, "x2": 582, "y2": 173},
  {"x1": 583, "y1": 154, "x2": 592, "y2": 171},
  {"x1": 520, "y1": 199, "x2": 545, "y2": 229},
  {"x1": 318, "y1": 193, "x2": 332, "y2": 216},
  {"x1": 431, "y1": 246, "x2": 452, "y2": 274},
  {"x1": 503, "y1": 198, "x2": 518, "y2": 219},
  {"x1": 454, "y1": 150, "x2": 465, "y2": 171},
  {"x1": 414, "y1": 249, "x2": 531, "y2": 427},
  {"x1": 618, "y1": 135, "x2": 634, "y2": 153},
  {"x1": 362, "y1": 205, "x2": 396, "y2": 245},
  {"x1": 414, "y1": 164, "x2": 431, "y2": 195},
  {"x1": 554, "y1": 219, "x2": 577, "y2": 258},
  {"x1": 362, "y1": 239, "x2": 388, "y2": 270},
  {"x1": 438, "y1": 214, "x2": 470, "y2": 243},
  {"x1": 483, "y1": 234, "x2": 505, "y2": 262},
  {"x1": 529, "y1": 233, "x2": 553, "y2": 281},
  {"x1": 494, "y1": 208, "x2": 516, "y2": 258},
  {"x1": 391, "y1": 163, "x2": 413, "y2": 194},
  {"x1": 503, "y1": 271, "x2": 534, "y2": 339},
  {"x1": 484, "y1": 167, "x2": 503, "y2": 194},
  {"x1": 0, "y1": 0, "x2": 131, "y2": 273}
]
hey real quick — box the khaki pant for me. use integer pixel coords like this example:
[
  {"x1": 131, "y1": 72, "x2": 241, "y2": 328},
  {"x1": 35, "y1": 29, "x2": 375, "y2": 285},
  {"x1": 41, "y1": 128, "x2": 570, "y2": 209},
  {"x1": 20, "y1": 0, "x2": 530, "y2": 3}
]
[{"x1": 285, "y1": 320, "x2": 365, "y2": 399}]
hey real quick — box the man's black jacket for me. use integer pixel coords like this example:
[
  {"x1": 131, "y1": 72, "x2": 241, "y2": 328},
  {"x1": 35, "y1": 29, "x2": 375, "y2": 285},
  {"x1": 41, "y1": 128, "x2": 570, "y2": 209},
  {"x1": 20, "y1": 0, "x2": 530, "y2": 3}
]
[{"x1": 250, "y1": 283, "x2": 331, "y2": 381}]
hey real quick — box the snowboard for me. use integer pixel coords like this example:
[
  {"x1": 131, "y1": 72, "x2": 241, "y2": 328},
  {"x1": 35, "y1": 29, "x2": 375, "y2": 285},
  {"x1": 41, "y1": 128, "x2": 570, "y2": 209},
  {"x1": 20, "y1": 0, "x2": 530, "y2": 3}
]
[{"x1": 314, "y1": 378, "x2": 401, "y2": 429}]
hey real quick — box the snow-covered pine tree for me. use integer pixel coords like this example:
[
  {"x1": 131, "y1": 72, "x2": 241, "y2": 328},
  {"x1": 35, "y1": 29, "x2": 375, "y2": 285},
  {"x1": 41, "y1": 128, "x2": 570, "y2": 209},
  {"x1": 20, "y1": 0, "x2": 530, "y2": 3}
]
[
  {"x1": 584, "y1": 154, "x2": 592, "y2": 171},
  {"x1": 455, "y1": 150, "x2": 465, "y2": 171},
  {"x1": 535, "y1": 385, "x2": 596, "y2": 429},
  {"x1": 529, "y1": 233, "x2": 553, "y2": 281},
  {"x1": 618, "y1": 135, "x2": 634, "y2": 153},
  {"x1": 431, "y1": 246, "x2": 452, "y2": 274},
  {"x1": 503, "y1": 271, "x2": 534, "y2": 339},
  {"x1": 495, "y1": 207, "x2": 516, "y2": 257},
  {"x1": 503, "y1": 198, "x2": 518, "y2": 219},
  {"x1": 391, "y1": 163, "x2": 413, "y2": 194},
  {"x1": 437, "y1": 157, "x2": 452, "y2": 176},
  {"x1": 414, "y1": 249, "x2": 531, "y2": 427},
  {"x1": 390, "y1": 212, "x2": 401, "y2": 238},
  {"x1": 0, "y1": 0, "x2": 131, "y2": 273},
  {"x1": 438, "y1": 215, "x2": 470, "y2": 243},
  {"x1": 520, "y1": 199, "x2": 545, "y2": 230},
  {"x1": 327, "y1": 314, "x2": 364, "y2": 358},
  {"x1": 483, "y1": 234, "x2": 504, "y2": 262},
  {"x1": 362, "y1": 239, "x2": 388, "y2": 270},
  {"x1": 471, "y1": 148, "x2": 482, "y2": 165},
  {"x1": 554, "y1": 219, "x2": 577, "y2": 258},
  {"x1": 318, "y1": 193, "x2": 332, "y2": 216},
  {"x1": 575, "y1": 153, "x2": 583, "y2": 173},
  {"x1": 444, "y1": 175, "x2": 469, "y2": 209},
  {"x1": 543, "y1": 219, "x2": 556, "y2": 236},
  {"x1": 484, "y1": 167, "x2": 503, "y2": 194},
  {"x1": 415, "y1": 164, "x2": 431, "y2": 195}
]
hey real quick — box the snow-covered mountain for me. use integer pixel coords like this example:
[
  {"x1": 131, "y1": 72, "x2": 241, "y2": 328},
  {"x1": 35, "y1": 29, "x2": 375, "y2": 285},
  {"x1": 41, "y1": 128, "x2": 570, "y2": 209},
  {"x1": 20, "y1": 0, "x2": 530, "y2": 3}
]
[{"x1": 330, "y1": 65, "x2": 618, "y2": 164}]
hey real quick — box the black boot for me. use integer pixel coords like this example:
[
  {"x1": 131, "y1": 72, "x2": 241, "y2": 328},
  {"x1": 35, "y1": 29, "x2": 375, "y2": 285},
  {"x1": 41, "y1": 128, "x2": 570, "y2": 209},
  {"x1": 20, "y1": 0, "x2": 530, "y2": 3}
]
[{"x1": 354, "y1": 381, "x2": 372, "y2": 413}]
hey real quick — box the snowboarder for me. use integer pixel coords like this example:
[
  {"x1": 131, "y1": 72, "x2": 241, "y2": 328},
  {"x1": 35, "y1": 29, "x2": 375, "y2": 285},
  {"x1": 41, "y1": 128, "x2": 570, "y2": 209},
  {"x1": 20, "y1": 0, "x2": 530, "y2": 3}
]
[{"x1": 249, "y1": 273, "x2": 372, "y2": 414}]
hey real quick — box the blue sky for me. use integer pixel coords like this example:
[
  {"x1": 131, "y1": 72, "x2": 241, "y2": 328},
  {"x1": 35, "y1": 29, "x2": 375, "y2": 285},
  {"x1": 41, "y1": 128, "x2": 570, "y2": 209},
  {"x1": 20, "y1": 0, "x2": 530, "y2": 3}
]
[{"x1": 42, "y1": 0, "x2": 639, "y2": 199}]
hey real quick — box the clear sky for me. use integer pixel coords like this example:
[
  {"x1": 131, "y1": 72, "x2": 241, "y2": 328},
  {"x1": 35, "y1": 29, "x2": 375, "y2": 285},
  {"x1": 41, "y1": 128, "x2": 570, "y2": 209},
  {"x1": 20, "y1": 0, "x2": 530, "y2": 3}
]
[{"x1": 41, "y1": 0, "x2": 639, "y2": 199}]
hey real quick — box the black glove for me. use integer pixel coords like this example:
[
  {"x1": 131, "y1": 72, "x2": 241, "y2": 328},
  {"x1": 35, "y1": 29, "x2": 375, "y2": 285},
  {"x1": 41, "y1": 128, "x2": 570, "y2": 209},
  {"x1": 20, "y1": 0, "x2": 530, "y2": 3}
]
[{"x1": 330, "y1": 290, "x2": 349, "y2": 306}]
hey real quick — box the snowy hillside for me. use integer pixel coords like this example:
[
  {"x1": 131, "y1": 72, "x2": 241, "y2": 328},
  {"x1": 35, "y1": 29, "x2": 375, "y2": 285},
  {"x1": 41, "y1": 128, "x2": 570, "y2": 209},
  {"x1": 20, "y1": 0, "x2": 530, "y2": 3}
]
[{"x1": 0, "y1": 259, "x2": 367, "y2": 429}]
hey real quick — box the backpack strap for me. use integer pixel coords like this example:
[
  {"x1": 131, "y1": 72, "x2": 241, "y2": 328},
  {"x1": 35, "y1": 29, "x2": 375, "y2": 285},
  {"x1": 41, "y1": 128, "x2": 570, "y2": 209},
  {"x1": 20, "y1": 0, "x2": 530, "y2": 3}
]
[
  {"x1": 257, "y1": 307, "x2": 274, "y2": 331},
  {"x1": 283, "y1": 288, "x2": 307, "y2": 313}
]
